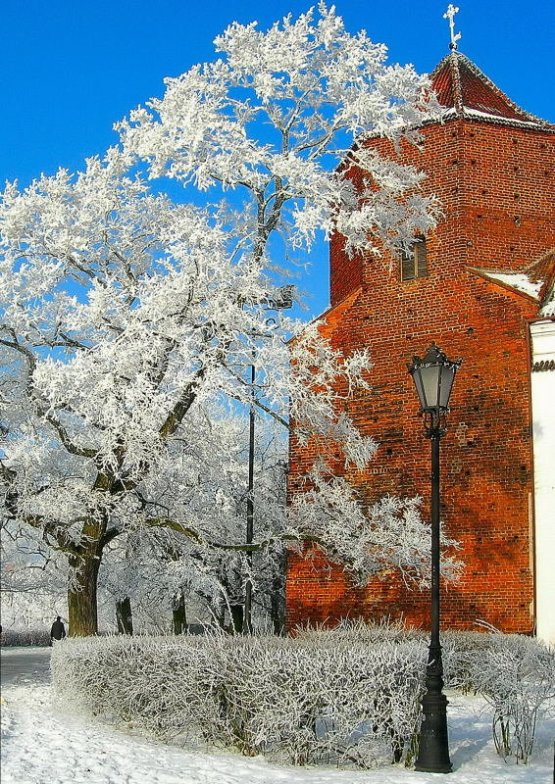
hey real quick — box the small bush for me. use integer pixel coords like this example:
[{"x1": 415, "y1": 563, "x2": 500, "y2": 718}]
[{"x1": 470, "y1": 636, "x2": 554, "y2": 764}]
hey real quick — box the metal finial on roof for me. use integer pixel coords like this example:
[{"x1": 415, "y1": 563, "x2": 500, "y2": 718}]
[{"x1": 443, "y1": 4, "x2": 462, "y2": 50}]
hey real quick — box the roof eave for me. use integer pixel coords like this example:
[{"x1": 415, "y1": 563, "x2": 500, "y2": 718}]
[{"x1": 467, "y1": 266, "x2": 541, "y2": 304}]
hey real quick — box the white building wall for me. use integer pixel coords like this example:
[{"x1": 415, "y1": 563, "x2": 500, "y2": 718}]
[{"x1": 530, "y1": 319, "x2": 555, "y2": 645}]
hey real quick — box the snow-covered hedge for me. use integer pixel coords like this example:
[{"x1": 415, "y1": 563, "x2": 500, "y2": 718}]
[
  {"x1": 50, "y1": 624, "x2": 554, "y2": 768},
  {"x1": 51, "y1": 629, "x2": 427, "y2": 768}
]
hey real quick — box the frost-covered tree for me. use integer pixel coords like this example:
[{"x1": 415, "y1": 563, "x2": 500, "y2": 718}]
[
  {"x1": 97, "y1": 410, "x2": 289, "y2": 633},
  {"x1": 1, "y1": 5, "x2": 452, "y2": 636}
]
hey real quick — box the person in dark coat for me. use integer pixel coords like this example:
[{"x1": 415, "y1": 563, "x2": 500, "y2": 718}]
[{"x1": 50, "y1": 616, "x2": 66, "y2": 643}]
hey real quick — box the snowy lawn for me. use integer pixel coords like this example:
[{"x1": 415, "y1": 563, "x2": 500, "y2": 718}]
[{"x1": 1, "y1": 650, "x2": 554, "y2": 784}]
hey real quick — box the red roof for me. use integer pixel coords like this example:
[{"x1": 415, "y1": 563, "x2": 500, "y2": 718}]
[
  {"x1": 315, "y1": 287, "x2": 363, "y2": 340},
  {"x1": 468, "y1": 250, "x2": 555, "y2": 315},
  {"x1": 525, "y1": 251, "x2": 555, "y2": 312},
  {"x1": 431, "y1": 52, "x2": 552, "y2": 129}
]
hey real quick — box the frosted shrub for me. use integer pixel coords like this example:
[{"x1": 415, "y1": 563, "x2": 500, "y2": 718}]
[
  {"x1": 469, "y1": 636, "x2": 554, "y2": 764},
  {"x1": 52, "y1": 631, "x2": 427, "y2": 768},
  {"x1": 439, "y1": 629, "x2": 554, "y2": 763},
  {"x1": 294, "y1": 617, "x2": 424, "y2": 645},
  {"x1": 440, "y1": 629, "x2": 500, "y2": 691}
]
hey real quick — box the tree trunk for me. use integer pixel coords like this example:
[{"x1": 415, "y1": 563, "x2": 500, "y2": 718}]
[
  {"x1": 270, "y1": 585, "x2": 285, "y2": 636},
  {"x1": 230, "y1": 604, "x2": 244, "y2": 634},
  {"x1": 68, "y1": 552, "x2": 101, "y2": 636},
  {"x1": 172, "y1": 592, "x2": 187, "y2": 634},
  {"x1": 270, "y1": 552, "x2": 286, "y2": 636},
  {"x1": 116, "y1": 597, "x2": 134, "y2": 635}
]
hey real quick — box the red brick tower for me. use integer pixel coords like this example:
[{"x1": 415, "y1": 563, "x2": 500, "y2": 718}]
[{"x1": 286, "y1": 51, "x2": 555, "y2": 634}]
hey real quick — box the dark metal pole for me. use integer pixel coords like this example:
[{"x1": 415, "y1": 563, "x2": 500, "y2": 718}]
[
  {"x1": 430, "y1": 432, "x2": 441, "y2": 662},
  {"x1": 415, "y1": 427, "x2": 452, "y2": 773},
  {"x1": 243, "y1": 360, "x2": 255, "y2": 634}
]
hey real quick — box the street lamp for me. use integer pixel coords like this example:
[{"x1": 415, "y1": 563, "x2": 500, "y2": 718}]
[
  {"x1": 243, "y1": 355, "x2": 256, "y2": 635},
  {"x1": 243, "y1": 286, "x2": 294, "y2": 634},
  {"x1": 408, "y1": 343, "x2": 461, "y2": 774}
]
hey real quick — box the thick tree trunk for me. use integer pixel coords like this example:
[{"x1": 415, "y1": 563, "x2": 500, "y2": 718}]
[{"x1": 68, "y1": 552, "x2": 101, "y2": 636}]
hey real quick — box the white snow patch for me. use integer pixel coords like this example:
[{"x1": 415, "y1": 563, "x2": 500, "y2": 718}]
[
  {"x1": 540, "y1": 289, "x2": 555, "y2": 316},
  {"x1": 487, "y1": 271, "x2": 543, "y2": 298},
  {"x1": 440, "y1": 107, "x2": 544, "y2": 128}
]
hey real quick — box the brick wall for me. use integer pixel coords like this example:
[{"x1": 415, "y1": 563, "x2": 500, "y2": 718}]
[{"x1": 287, "y1": 117, "x2": 555, "y2": 634}]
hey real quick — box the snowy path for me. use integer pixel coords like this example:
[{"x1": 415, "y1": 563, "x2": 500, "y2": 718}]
[{"x1": 1, "y1": 652, "x2": 554, "y2": 783}]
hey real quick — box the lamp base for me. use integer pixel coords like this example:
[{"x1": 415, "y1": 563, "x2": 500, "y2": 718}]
[{"x1": 415, "y1": 690, "x2": 452, "y2": 773}]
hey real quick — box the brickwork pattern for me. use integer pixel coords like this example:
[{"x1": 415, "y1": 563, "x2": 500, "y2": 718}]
[{"x1": 287, "y1": 117, "x2": 555, "y2": 634}]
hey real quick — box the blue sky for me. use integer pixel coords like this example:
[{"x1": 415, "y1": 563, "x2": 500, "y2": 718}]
[{"x1": 1, "y1": 0, "x2": 553, "y2": 314}]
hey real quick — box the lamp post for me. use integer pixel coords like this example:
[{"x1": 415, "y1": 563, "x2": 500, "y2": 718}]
[
  {"x1": 243, "y1": 356, "x2": 256, "y2": 635},
  {"x1": 243, "y1": 286, "x2": 294, "y2": 635},
  {"x1": 408, "y1": 344, "x2": 461, "y2": 774}
]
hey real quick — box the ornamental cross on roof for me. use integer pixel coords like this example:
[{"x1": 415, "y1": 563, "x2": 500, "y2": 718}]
[{"x1": 443, "y1": 4, "x2": 462, "y2": 50}]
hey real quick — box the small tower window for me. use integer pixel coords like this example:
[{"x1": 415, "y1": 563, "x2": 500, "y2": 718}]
[{"x1": 400, "y1": 236, "x2": 428, "y2": 281}]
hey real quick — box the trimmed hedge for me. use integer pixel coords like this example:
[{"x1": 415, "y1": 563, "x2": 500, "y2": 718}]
[
  {"x1": 51, "y1": 630, "x2": 427, "y2": 768},
  {"x1": 50, "y1": 623, "x2": 554, "y2": 767}
]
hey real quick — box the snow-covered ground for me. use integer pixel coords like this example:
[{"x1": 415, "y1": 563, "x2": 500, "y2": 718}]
[{"x1": 1, "y1": 647, "x2": 554, "y2": 784}]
